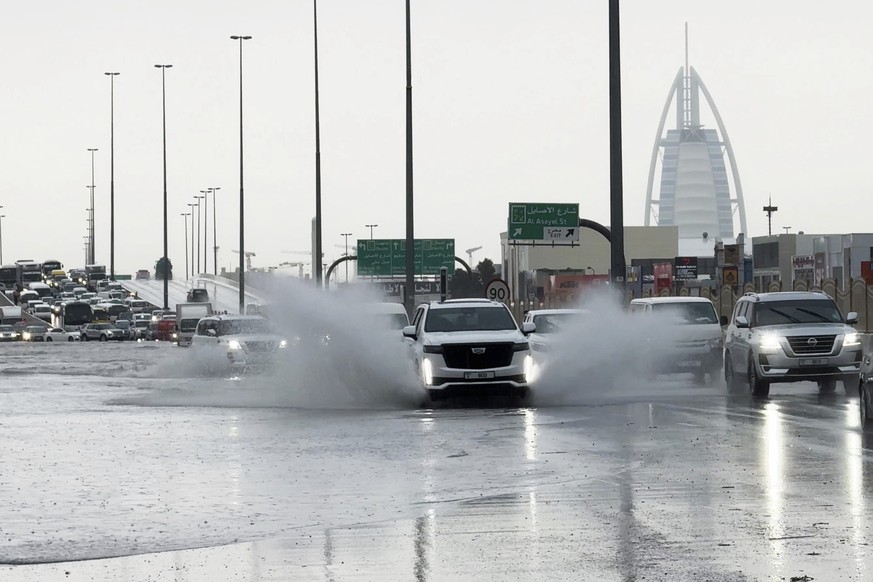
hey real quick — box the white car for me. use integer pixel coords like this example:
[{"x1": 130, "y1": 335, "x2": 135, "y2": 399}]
[
  {"x1": 403, "y1": 299, "x2": 535, "y2": 401},
  {"x1": 523, "y1": 308, "x2": 590, "y2": 354},
  {"x1": 44, "y1": 328, "x2": 81, "y2": 342},
  {"x1": 32, "y1": 304, "x2": 53, "y2": 322},
  {"x1": 191, "y1": 315, "x2": 288, "y2": 372}
]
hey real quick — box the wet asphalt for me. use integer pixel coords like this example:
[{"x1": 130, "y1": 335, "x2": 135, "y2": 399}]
[{"x1": 1, "y1": 342, "x2": 871, "y2": 581}]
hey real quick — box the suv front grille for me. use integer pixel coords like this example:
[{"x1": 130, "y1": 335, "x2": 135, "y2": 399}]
[
  {"x1": 787, "y1": 335, "x2": 836, "y2": 355},
  {"x1": 245, "y1": 341, "x2": 274, "y2": 353},
  {"x1": 442, "y1": 343, "x2": 514, "y2": 370}
]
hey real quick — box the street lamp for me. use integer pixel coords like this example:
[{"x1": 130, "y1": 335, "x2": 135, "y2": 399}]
[
  {"x1": 0, "y1": 214, "x2": 5, "y2": 264},
  {"x1": 181, "y1": 212, "x2": 191, "y2": 279},
  {"x1": 313, "y1": 0, "x2": 323, "y2": 288},
  {"x1": 193, "y1": 195, "x2": 204, "y2": 275},
  {"x1": 200, "y1": 189, "x2": 209, "y2": 271},
  {"x1": 87, "y1": 148, "x2": 98, "y2": 265},
  {"x1": 365, "y1": 224, "x2": 378, "y2": 240},
  {"x1": 155, "y1": 64, "x2": 172, "y2": 309},
  {"x1": 187, "y1": 202, "x2": 196, "y2": 278},
  {"x1": 105, "y1": 72, "x2": 120, "y2": 280},
  {"x1": 230, "y1": 34, "x2": 252, "y2": 314},
  {"x1": 340, "y1": 232, "x2": 352, "y2": 283},
  {"x1": 209, "y1": 186, "x2": 220, "y2": 275}
]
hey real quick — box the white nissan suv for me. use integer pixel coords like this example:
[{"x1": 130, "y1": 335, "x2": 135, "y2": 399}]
[
  {"x1": 723, "y1": 291, "x2": 861, "y2": 397},
  {"x1": 403, "y1": 299, "x2": 535, "y2": 401}
]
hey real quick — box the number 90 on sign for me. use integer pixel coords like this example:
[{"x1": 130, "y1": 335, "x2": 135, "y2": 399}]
[{"x1": 484, "y1": 279, "x2": 510, "y2": 303}]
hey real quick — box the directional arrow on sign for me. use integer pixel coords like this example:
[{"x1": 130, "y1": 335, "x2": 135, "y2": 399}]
[{"x1": 565, "y1": 229, "x2": 575, "y2": 238}]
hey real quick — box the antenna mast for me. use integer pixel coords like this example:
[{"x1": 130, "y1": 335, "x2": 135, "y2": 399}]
[{"x1": 763, "y1": 195, "x2": 778, "y2": 236}]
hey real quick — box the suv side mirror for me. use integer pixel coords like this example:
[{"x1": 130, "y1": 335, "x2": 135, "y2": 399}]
[
  {"x1": 735, "y1": 315, "x2": 749, "y2": 329},
  {"x1": 402, "y1": 325, "x2": 417, "y2": 340},
  {"x1": 847, "y1": 311, "x2": 859, "y2": 325},
  {"x1": 521, "y1": 321, "x2": 536, "y2": 335},
  {"x1": 720, "y1": 315, "x2": 729, "y2": 327}
]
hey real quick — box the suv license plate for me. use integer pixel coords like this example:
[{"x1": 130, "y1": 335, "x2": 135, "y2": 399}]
[
  {"x1": 464, "y1": 371, "x2": 495, "y2": 380},
  {"x1": 800, "y1": 358, "x2": 828, "y2": 366}
]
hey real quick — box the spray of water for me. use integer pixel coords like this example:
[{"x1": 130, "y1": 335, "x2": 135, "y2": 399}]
[
  {"x1": 528, "y1": 293, "x2": 722, "y2": 406},
  {"x1": 136, "y1": 279, "x2": 422, "y2": 409}
]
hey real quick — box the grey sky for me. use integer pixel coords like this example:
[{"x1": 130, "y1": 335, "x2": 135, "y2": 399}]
[{"x1": 1, "y1": 1, "x2": 870, "y2": 276}]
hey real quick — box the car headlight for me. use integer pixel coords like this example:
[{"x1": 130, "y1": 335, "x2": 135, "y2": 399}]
[
  {"x1": 422, "y1": 358, "x2": 434, "y2": 386},
  {"x1": 279, "y1": 339, "x2": 288, "y2": 348},
  {"x1": 758, "y1": 334, "x2": 782, "y2": 353},
  {"x1": 844, "y1": 332, "x2": 861, "y2": 347},
  {"x1": 22, "y1": 333, "x2": 30, "y2": 340},
  {"x1": 708, "y1": 337, "x2": 723, "y2": 349},
  {"x1": 524, "y1": 353, "x2": 535, "y2": 382},
  {"x1": 227, "y1": 339, "x2": 242, "y2": 350}
]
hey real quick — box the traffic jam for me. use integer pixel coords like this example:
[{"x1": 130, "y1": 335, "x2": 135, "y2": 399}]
[{"x1": 2, "y1": 257, "x2": 872, "y2": 412}]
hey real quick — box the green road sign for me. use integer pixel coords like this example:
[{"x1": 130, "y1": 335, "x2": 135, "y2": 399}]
[
  {"x1": 357, "y1": 239, "x2": 455, "y2": 277},
  {"x1": 508, "y1": 202, "x2": 580, "y2": 241}
]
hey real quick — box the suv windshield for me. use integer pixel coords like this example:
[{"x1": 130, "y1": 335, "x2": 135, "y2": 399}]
[
  {"x1": 217, "y1": 319, "x2": 275, "y2": 336},
  {"x1": 531, "y1": 313, "x2": 584, "y2": 334},
  {"x1": 652, "y1": 302, "x2": 719, "y2": 324},
  {"x1": 424, "y1": 306, "x2": 517, "y2": 332},
  {"x1": 753, "y1": 299, "x2": 844, "y2": 326}
]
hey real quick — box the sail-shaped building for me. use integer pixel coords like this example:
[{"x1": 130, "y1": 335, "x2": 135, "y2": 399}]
[{"x1": 644, "y1": 34, "x2": 747, "y2": 257}]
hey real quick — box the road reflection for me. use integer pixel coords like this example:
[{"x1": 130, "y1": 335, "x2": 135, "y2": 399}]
[{"x1": 761, "y1": 402, "x2": 784, "y2": 572}]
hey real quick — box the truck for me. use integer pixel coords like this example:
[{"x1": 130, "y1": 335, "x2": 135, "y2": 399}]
[
  {"x1": 0, "y1": 306, "x2": 23, "y2": 325},
  {"x1": 85, "y1": 264, "x2": 107, "y2": 290},
  {"x1": 175, "y1": 302, "x2": 213, "y2": 346}
]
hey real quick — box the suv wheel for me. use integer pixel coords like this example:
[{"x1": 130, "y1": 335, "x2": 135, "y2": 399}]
[
  {"x1": 81, "y1": 334, "x2": 88, "y2": 342},
  {"x1": 99, "y1": 334, "x2": 108, "y2": 342},
  {"x1": 725, "y1": 355, "x2": 742, "y2": 392},
  {"x1": 843, "y1": 375, "x2": 858, "y2": 395},
  {"x1": 748, "y1": 358, "x2": 770, "y2": 398},
  {"x1": 818, "y1": 379, "x2": 837, "y2": 394},
  {"x1": 860, "y1": 382, "x2": 873, "y2": 429}
]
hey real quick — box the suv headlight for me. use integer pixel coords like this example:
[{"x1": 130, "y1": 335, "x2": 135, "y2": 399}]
[
  {"x1": 512, "y1": 342, "x2": 530, "y2": 352},
  {"x1": 844, "y1": 332, "x2": 861, "y2": 347},
  {"x1": 278, "y1": 339, "x2": 288, "y2": 348},
  {"x1": 227, "y1": 339, "x2": 242, "y2": 350},
  {"x1": 708, "y1": 337, "x2": 723, "y2": 349},
  {"x1": 423, "y1": 345, "x2": 444, "y2": 354},
  {"x1": 759, "y1": 334, "x2": 782, "y2": 353}
]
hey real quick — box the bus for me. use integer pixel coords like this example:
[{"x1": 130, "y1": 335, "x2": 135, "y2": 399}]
[
  {"x1": 58, "y1": 301, "x2": 93, "y2": 330},
  {"x1": 85, "y1": 264, "x2": 107, "y2": 289},
  {"x1": 16, "y1": 262, "x2": 43, "y2": 287},
  {"x1": 0, "y1": 265, "x2": 17, "y2": 289},
  {"x1": 42, "y1": 260, "x2": 63, "y2": 279},
  {"x1": 27, "y1": 282, "x2": 53, "y2": 300}
]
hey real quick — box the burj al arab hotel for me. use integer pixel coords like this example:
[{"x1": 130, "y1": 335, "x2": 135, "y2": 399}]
[{"x1": 644, "y1": 30, "x2": 748, "y2": 257}]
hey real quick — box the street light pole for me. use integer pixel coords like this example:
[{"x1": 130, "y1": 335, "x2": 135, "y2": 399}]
[
  {"x1": 87, "y1": 148, "x2": 98, "y2": 265},
  {"x1": 231, "y1": 35, "x2": 252, "y2": 314},
  {"x1": 313, "y1": 0, "x2": 323, "y2": 288},
  {"x1": 365, "y1": 224, "x2": 378, "y2": 240},
  {"x1": 0, "y1": 214, "x2": 5, "y2": 264},
  {"x1": 187, "y1": 202, "x2": 196, "y2": 278},
  {"x1": 155, "y1": 64, "x2": 172, "y2": 309},
  {"x1": 404, "y1": 0, "x2": 415, "y2": 316},
  {"x1": 210, "y1": 186, "x2": 220, "y2": 275},
  {"x1": 608, "y1": 0, "x2": 626, "y2": 294},
  {"x1": 200, "y1": 189, "x2": 209, "y2": 271},
  {"x1": 341, "y1": 232, "x2": 352, "y2": 283},
  {"x1": 181, "y1": 212, "x2": 190, "y2": 279},
  {"x1": 193, "y1": 195, "x2": 204, "y2": 275},
  {"x1": 105, "y1": 72, "x2": 119, "y2": 280}
]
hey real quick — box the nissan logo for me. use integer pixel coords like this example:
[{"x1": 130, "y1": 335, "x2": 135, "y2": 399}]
[
  {"x1": 471, "y1": 347, "x2": 486, "y2": 355},
  {"x1": 807, "y1": 338, "x2": 818, "y2": 347}
]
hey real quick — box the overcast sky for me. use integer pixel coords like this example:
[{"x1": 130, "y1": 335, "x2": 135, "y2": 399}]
[{"x1": 1, "y1": 1, "x2": 870, "y2": 277}]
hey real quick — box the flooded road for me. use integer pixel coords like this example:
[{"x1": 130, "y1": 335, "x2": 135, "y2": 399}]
[{"x1": 1, "y1": 342, "x2": 871, "y2": 580}]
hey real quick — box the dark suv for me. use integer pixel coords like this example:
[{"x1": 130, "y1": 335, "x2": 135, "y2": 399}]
[
  {"x1": 723, "y1": 291, "x2": 861, "y2": 397},
  {"x1": 187, "y1": 288, "x2": 209, "y2": 303}
]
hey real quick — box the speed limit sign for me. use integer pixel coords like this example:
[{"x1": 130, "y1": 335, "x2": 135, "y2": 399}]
[{"x1": 484, "y1": 278, "x2": 510, "y2": 303}]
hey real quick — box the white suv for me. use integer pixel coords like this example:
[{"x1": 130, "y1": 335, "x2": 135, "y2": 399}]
[
  {"x1": 403, "y1": 299, "x2": 535, "y2": 401},
  {"x1": 723, "y1": 291, "x2": 861, "y2": 397},
  {"x1": 191, "y1": 315, "x2": 288, "y2": 372}
]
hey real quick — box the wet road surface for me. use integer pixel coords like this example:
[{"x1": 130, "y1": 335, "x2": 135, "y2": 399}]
[{"x1": 1, "y1": 342, "x2": 872, "y2": 580}]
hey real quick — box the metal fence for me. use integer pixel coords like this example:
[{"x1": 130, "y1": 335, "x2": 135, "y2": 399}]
[{"x1": 508, "y1": 278, "x2": 873, "y2": 332}]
